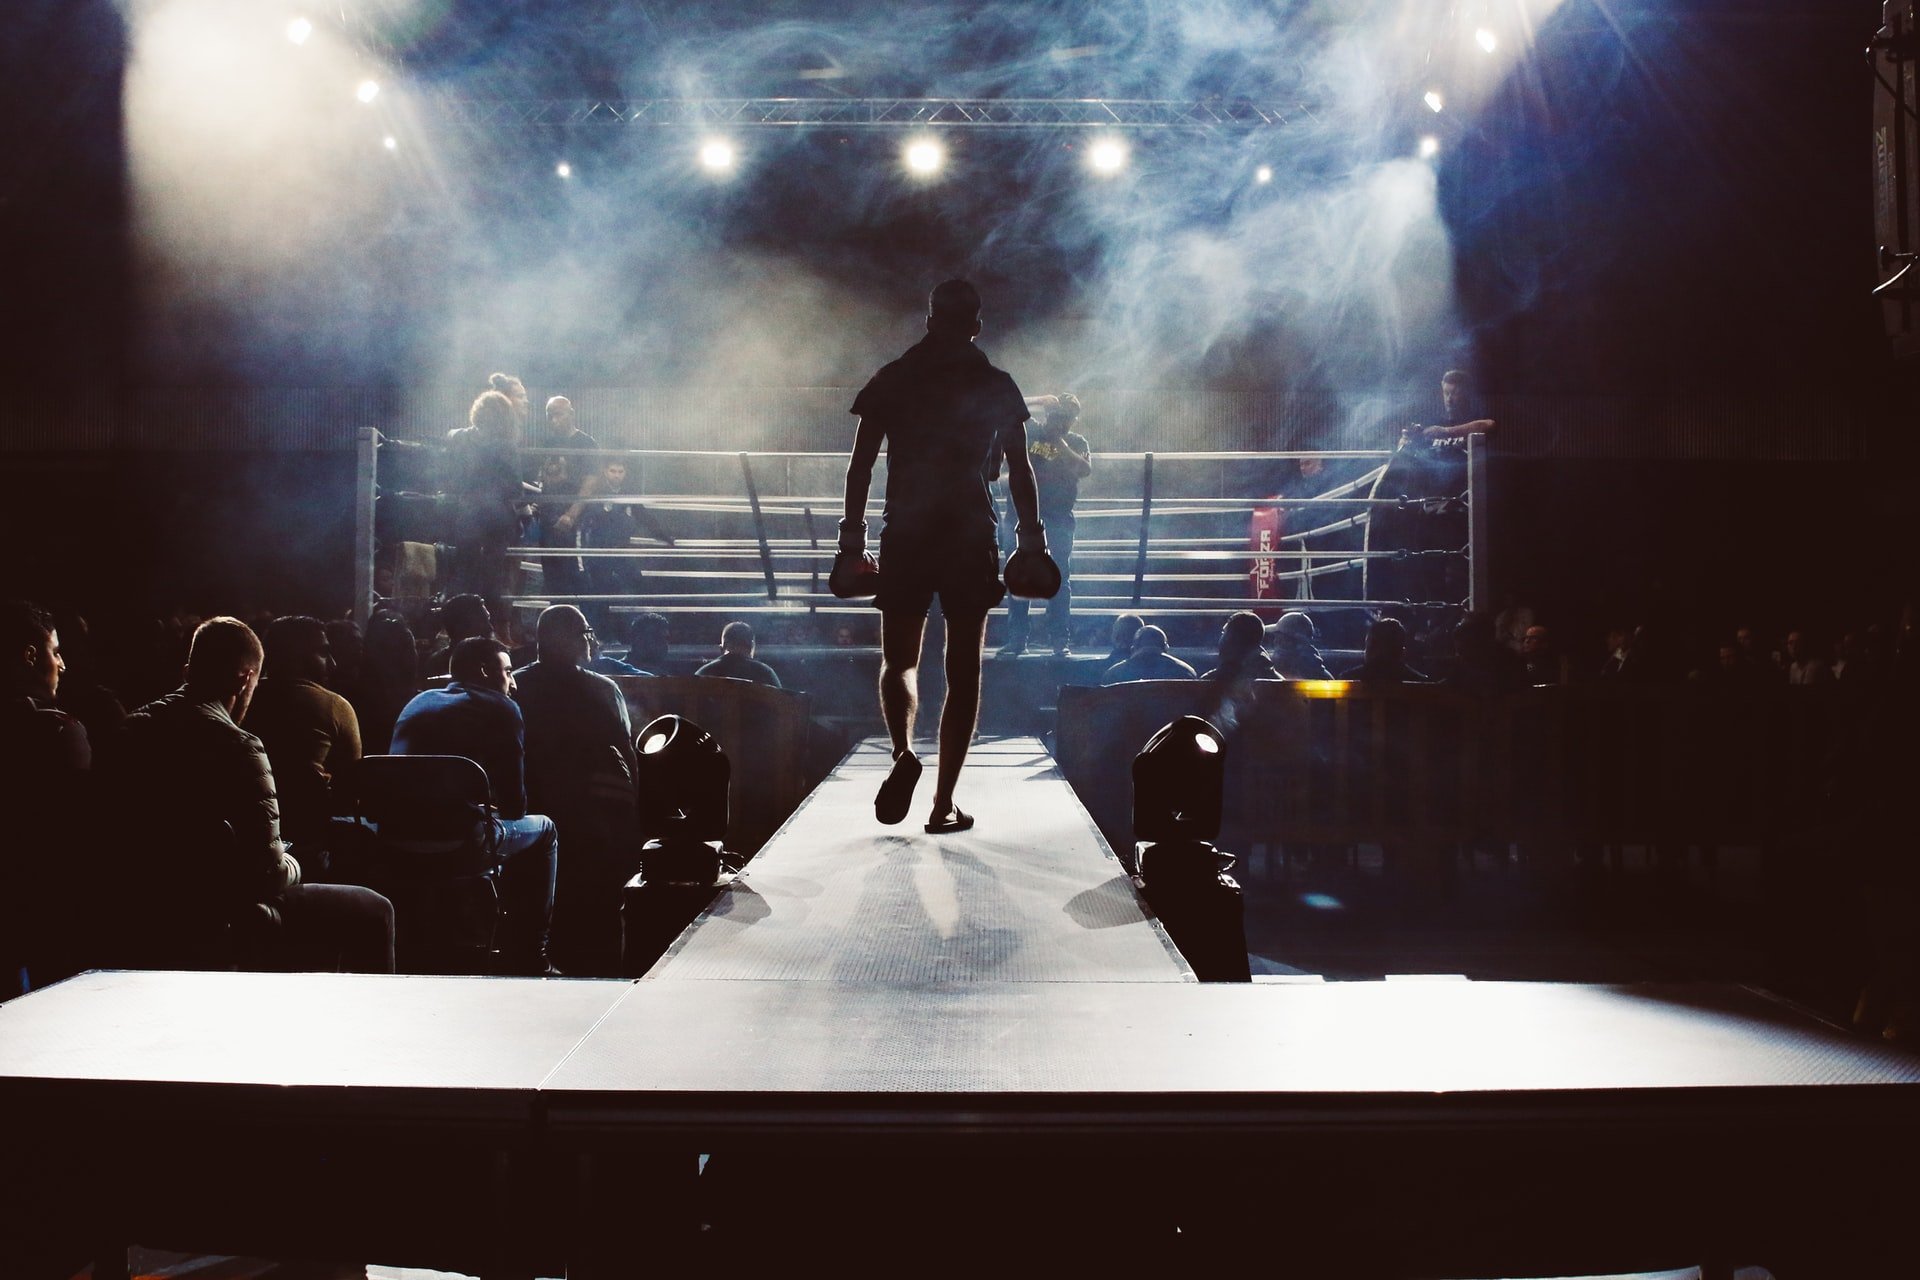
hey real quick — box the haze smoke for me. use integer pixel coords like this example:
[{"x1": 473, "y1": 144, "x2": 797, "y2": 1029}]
[{"x1": 122, "y1": 1, "x2": 1563, "y2": 443}]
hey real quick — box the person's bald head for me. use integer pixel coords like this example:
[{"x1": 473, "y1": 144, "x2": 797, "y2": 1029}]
[
  {"x1": 536, "y1": 604, "x2": 594, "y2": 667},
  {"x1": 545, "y1": 396, "x2": 575, "y2": 433}
]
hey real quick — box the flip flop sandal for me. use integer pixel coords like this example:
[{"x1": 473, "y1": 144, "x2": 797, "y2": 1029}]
[
  {"x1": 924, "y1": 807, "x2": 974, "y2": 834},
  {"x1": 875, "y1": 751, "x2": 922, "y2": 825}
]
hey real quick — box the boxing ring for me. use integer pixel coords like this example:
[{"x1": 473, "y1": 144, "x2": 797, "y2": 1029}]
[{"x1": 351, "y1": 428, "x2": 1490, "y2": 637}]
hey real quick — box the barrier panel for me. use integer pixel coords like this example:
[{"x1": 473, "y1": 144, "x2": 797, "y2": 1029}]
[{"x1": 1055, "y1": 682, "x2": 1843, "y2": 858}]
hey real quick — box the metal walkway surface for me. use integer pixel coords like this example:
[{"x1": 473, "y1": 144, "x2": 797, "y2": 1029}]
[{"x1": 646, "y1": 735, "x2": 1192, "y2": 984}]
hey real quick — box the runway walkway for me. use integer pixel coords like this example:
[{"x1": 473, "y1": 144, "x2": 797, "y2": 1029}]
[{"x1": 647, "y1": 735, "x2": 1192, "y2": 984}]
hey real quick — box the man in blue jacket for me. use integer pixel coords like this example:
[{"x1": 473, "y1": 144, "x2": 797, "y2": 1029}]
[{"x1": 391, "y1": 635, "x2": 561, "y2": 975}]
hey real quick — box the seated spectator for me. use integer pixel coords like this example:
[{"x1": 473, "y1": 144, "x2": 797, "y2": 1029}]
[
  {"x1": 512, "y1": 605, "x2": 637, "y2": 974},
  {"x1": 245, "y1": 615, "x2": 362, "y2": 870},
  {"x1": 1341, "y1": 617, "x2": 1429, "y2": 684},
  {"x1": 49, "y1": 607, "x2": 125, "y2": 741},
  {"x1": 346, "y1": 610, "x2": 420, "y2": 754},
  {"x1": 423, "y1": 593, "x2": 495, "y2": 679},
  {"x1": 696, "y1": 621, "x2": 783, "y2": 688},
  {"x1": 1698, "y1": 639, "x2": 1767, "y2": 691},
  {"x1": 1494, "y1": 596, "x2": 1536, "y2": 654},
  {"x1": 1202, "y1": 611, "x2": 1281, "y2": 682},
  {"x1": 324, "y1": 618, "x2": 365, "y2": 701},
  {"x1": 1785, "y1": 628, "x2": 1832, "y2": 686},
  {"x1": 5, "y1": 600, "x2": 94, "y2": 989},
  {"x1": 1734, "y1": 624, "x2": 1783, "y2": 682},
  {"x1": 1101, "y1": 626, "x2": 1196, "y2": 684},
  {"x1": 1268, "y1": 611, "x2": 1334, "y2": 680},
  {"x1": 391, "y1": 635, "x2": 561, "y2": 976},
  {"x1": 1102, "y1": 613, "x2": 1145, "y2": 668},
  {"x1": 586, "y1": 616, "x2": 653, "y2": 678},
  {"x1": 1598, "y1": 625, "x2": 1633, "y2": 680},
  {"x1": 6, "y1": 600, "x2": 90, "y2": 771},
  {"x1": 627, "y1": 610, "x2": 674, "y2": 672},
  {"x1": 1519, "y1": 624, "x2": 1570, "y2": 686},
  {"x1": 114, "y1": 617, "x2": 393, "y2": 973},
  {"x1": 1445, "y1": 611, "x2": 1525, "y2": 695}
]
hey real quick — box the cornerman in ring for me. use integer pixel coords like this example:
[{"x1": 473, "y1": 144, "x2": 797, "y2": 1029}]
[{"x1": 834, "y1": 279, "x2": 1057, "y2": 834}]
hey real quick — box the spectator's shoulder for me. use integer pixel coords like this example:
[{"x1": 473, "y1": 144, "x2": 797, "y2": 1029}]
[
  {"x1": 581, "y1": 664, "x2": 625, "y2": 699},
  {"x1": 8, "y1": 698, "x2": 90, "y2": 769}
]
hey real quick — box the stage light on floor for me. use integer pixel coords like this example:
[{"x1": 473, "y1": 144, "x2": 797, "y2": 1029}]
[
  {"x1": 1088, "y1": 136, "x2": 1128, "y2": 175},
  {"x1": 625, "y1": 714, "x2": 735, "y2": 976},
  {"x1": 1418, "y1": 135, "x2": 1441, "y2": 159},
  {"x1": 1255, "y1": 165, "x2": 1273, "y2": 184},
  {"x1": 904, "y1": 136, "x2": 945, "y2": 177},
  {"x1": 636, "y1": 715, "x2": 730, "y2": 845},
  {"x1": 286, "y1": 16, "x2": 312, "y2": 45},
  {"x1": 355, "y1": 79, "x2": 379, "y2": 104},
  {"x1": 556, "y1": 160, "x2": 573, "y2": 179},
  {"x1": 698, "y1": 138, "x2": 736, "y2": 173},
  {"x1": 1133, "y1": 716, "x2": 1224, "y2": 845},
  {"x1": 1424, "y1": 90, "x2": 1445, "y2": 113},
  {"x1": 1130, "y1": 716, "x2": 1249, "y2": 982},
  {"x1": 1475, "y1": 27, "x2": 1498, "y2": 53}
]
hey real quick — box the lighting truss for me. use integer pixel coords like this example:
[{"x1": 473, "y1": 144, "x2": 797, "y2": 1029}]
[{"x1": 434, "y1": 97, "x2": 1315, "y2": 130}]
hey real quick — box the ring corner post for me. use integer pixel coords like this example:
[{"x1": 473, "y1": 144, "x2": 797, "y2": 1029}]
[
  {"x1": 353, "y1": 426, "x2": 380, "y2": 627},
  {"x1": 1467, "y1": 430, "x2": 1490, "y2": 614}
]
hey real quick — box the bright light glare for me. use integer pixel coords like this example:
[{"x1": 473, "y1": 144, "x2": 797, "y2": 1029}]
[
  {"x1": 1418, "y1": 135, "x2": 1441, "y2": 159},
  {"x1": 286, "y1": 17, "x2": 312, "y2": 45},
  {"x1": 1088, "y1": 137, "x2": 1128, "y2": 174},
  {"x1": 382, "y1": 135, "x2": 397, "y2": 151},
  {"x1": 698, "y1": 138, "x2": 736, "y2": 172},
  {"x1": 641, "y1": 732, "x2": 669, "y2": 755},
  {"x1": 354, "y1": 79, "x2": 379, "y2": 104},
  {"x1": 556, "y1": 161, "x2": 573, "y2": 179},
  {"x1": 1254, "y1": 165, "x2": 1273, "y2": 184},
  {"x1": 1423, "y1": 90, "x2": 1444, "y2": 113},
  {"x1": 1475, "y1": 27, "x2": 1498, "y2": 53},
  {"x1": 904, "y1": 137, "x2": 944, "y2": 176},
  {"x1": 1195, "y1": 733, "x2": 1220, "y2": 755}
]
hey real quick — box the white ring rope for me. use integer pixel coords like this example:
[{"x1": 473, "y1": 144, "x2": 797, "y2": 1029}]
[{"x1": 384, "y1": 440, "x2": 1469, "y2": 618}]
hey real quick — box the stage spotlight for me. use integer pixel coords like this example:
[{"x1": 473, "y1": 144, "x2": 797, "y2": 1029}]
[
  {"x1": 556, "y1": 160, "x2": 573, "y2": 179},
  {"x1": 904, "y1": 136, "x2": 945, "y2": 177},
  {"x1": 698, "y1": 138, "x2": 736, "y2": 173},
  {"x1": 286, "y1": 16, "x2": 312, "y2": 45},
  {"x1": 382, "y1": 135, "x2": 397, "y2": 152},
  {"x1": 1130, "y1": 716, "x2": 1248, "y2": 982},
  {"x1": 355, "y1": 79, "x2": 379, "y2": 104},
  {"x1": 1424, "y1": 90, "x2": 1445, "y2": 113},
  {"x1": 1254, "y1": 165, "x2": 1273, "y2": 184},
  {"x1": 624, "y1": 714, "x2": 734, "y2": 975},
  {"x1": 1088, "y1": 136, "x2": 1128, "y2": 175},
  {"x1": 1475, "y1": 27, "x2": 1499, "y2": 53},
  {"x1": 1418, "y1": 135, "x2": 1441, "y2": 160},
  {"x1": 1133, "y1": 715, "x2": 1225, "y2": 846},
  {"x1": 635, "y1": 715, "x2": 730, "y2": 845}
]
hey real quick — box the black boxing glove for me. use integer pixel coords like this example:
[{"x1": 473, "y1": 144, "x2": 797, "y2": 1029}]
[
  {"x1": 830, "y1": 518, "x2": 881, "y2": 599},
  {"x1": 1003, "y1": 521, "x2": 1061, "y2": 600}
]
